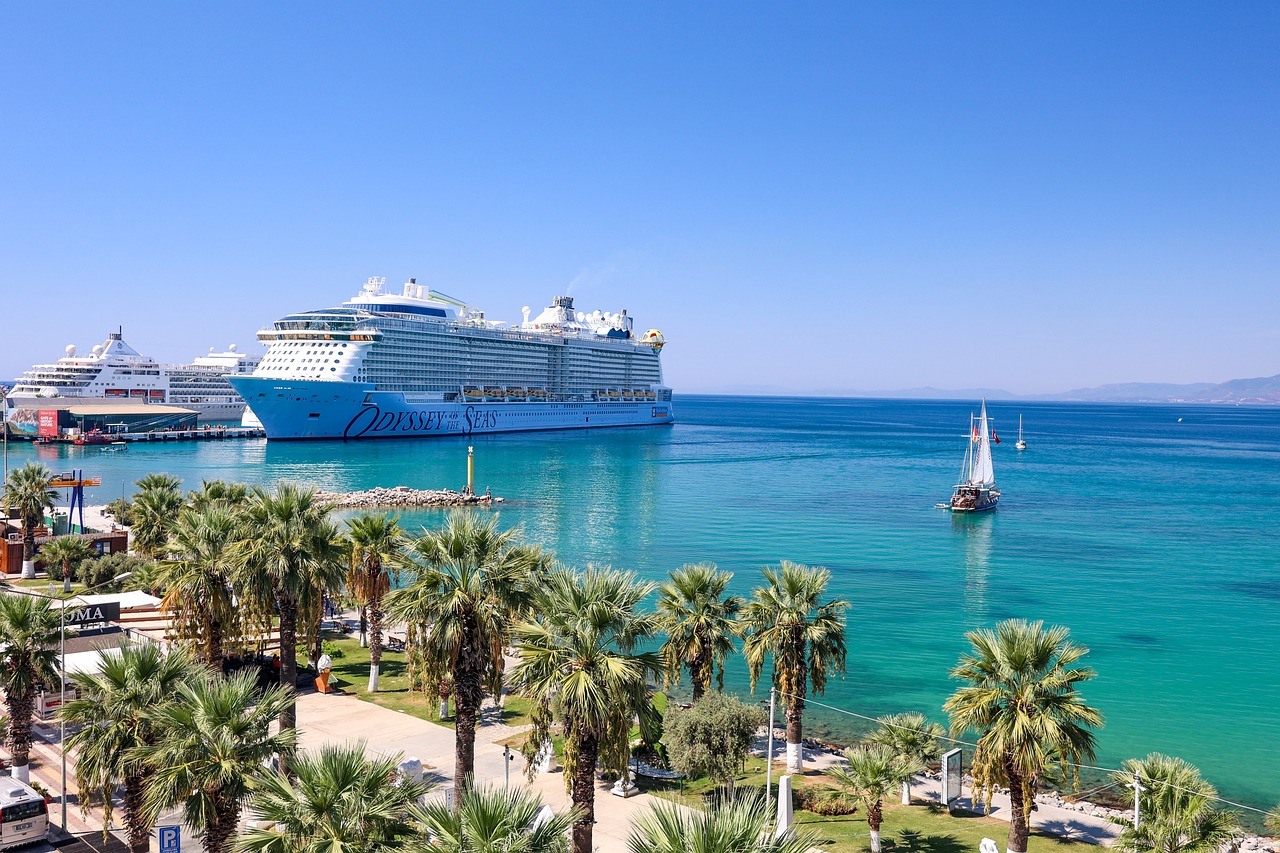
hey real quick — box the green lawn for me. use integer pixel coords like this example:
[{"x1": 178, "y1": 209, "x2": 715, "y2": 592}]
[
  {"x1": 640, "y1": 761, "x2": 1089, "y2": 853},
  {"x1": 322, "y1": 634, "x2": 533, "y2": 728},
  {"x1": 4, "y1": 577, "x2": 88, "y2": 596}
]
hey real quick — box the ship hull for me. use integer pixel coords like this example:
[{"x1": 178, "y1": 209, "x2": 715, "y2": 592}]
[{"x1": 227, "y1": 377, "x2": 675, "y2": 440}]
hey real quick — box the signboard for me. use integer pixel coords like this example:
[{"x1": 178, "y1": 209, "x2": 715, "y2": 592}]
[
  {"x1": 38, "y1": 410, "x2": 59, "y2": 438},
  {"x1": 158, "y1": 826, "x2": 181, "y2": 853},
  {"x1": 65, "y1": 601, "x2": 121, "y2": 626},
  {"x1": 941, "y1": 747, "x2": 963, "y2": 806}
]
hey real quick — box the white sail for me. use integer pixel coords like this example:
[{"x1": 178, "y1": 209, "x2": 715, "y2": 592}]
[{"x1": 970, "y1": 401, "x2": 995, "y2": 486}]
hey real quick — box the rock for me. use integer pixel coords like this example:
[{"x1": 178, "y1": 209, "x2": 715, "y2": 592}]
[{"x1": 314, "y1": 486, "x2": 503, "y2": 508}]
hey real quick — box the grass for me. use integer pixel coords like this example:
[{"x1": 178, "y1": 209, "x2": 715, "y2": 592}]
[
  {"x1": 322, "y1": 633, "x2": 534, "y2": 728},
  {"x1": 641, "y1": 761, "x2": 1089, "y2": 853},
  {"x1": 4, "y1": 576, "x2": 88, "y2": 596}
]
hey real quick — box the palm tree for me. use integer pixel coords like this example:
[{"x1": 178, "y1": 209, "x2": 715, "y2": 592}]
[
  {"x1": 344, "y1": 512, "x2": 406, "y2": 692},
  {"x1": 158, "y1": 505, "x2": 242, "y2": 670},
  {"x1": 1108, "y1": 754, "x2": 1240, "y2": 853},
  {"x1": 0, "y1": 593, "x2": 62, "y2": 783},
  {"x1": 654, "y1": 562, "x2": 743, "y2": 701},
  {"x1": 385, "y1": 511, "x2": 545, "y2": 797},
  {"x1": 2, "y1": 462, "x2": 58, "y2": 578},
  {"x1": 61, "y1": 643, "x2": 203, "y2": 853},
  {"x1": 864, "y1": 712, "x2": 946, "y2": 805},
  {"x1": 408, "y1": 782, "x2": 578, "y2": 853},
  {"x1": 740, "y1": 561, "x2": 849, "y2": 774},
  {"x1": 943, "y1": 619, "x2": 1104, "y2": 853},
  {"x1": 187, "y1": 479, "x2": 249, "y2": 511},
  {"x1": 627, "y1": 788, "x2": 819, "y2": 853},
  {"x1": 141, "y1": 670, "x2": 297, "y2": 853},
  {"x1": 136, "y1": 473, "x2": 183, "y2": 493},
  {"x1": 39, "y1": 535, "x2": 96, "y2": 593},
  {"x1": 131, "y1": 483, "x2": 185, "y2": 559},
  {"x1": 236, "y1": 741, "x2": 430, "y2": 853},
  {"x1": 829, "y1": 744, "x2": 923, "y2": 853},
  {"x1": 510, "y1": 566, "x2": 661, "y2": 853},
  {"x1": 235, "y1": 483, "x2": 345, "y2": 741}
]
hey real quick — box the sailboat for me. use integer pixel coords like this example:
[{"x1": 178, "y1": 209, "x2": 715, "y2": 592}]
[
  {"x1": 1015, "y1": 414, "x2": 1027, "y2": 450},
  {"x1": 947, "y1": 400, "x2": 1000, "y2": 512}
]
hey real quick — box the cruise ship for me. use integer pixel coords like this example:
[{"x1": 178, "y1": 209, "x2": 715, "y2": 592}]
[
  {"x1": 228, "y1": 277, "x2": 674, "y2": 440},
  {"x1": 5, "y1": 330, "x2": 260, "y2": 423}
]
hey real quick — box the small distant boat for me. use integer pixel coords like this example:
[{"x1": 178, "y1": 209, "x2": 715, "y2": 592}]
[
  {"x1": 946, "y1": 400, "x2": 1000, "y2": 513},
  {"x1": 1015, "y1": 414, "x2": 1027, "y2": 450},
  {"x1": 74, "y1": 429, "x2": 111, "y2": 446}
]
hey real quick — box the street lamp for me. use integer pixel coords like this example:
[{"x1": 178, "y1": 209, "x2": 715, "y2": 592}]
[{"x1": 12, "y1": 571, "x2": 133, "y2": 832}]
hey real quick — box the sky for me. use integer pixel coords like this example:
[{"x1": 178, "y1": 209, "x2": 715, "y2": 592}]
[{"x1": 3, "y1": 2, "x2": 1278, "y2": 395}]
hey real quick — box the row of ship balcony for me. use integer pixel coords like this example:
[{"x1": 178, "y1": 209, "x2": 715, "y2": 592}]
[{"x1": 454, "y1": 386, "x2": 661, "y2": 403}]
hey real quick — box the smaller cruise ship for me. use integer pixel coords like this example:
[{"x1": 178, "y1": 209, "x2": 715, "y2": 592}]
[{"x1": 5, "y1": 329, "x2": 259, "y2": 424}]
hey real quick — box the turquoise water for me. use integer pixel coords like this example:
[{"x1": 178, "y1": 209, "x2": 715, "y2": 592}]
[{"x1": 9, "y1": 396, "x2": 1280, "y2": 809}]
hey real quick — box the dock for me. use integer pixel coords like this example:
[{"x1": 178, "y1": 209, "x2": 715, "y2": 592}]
[{"x1": 30, "y1": 426, "x2": 266, "y2": 444}]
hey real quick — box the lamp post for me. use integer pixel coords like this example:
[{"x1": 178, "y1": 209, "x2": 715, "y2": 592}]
[{"x1": 13, "y1": 571, "x2": 133, "y2": 831}]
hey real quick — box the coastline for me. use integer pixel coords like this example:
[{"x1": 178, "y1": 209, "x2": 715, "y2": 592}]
[{"x1": 314, "y1": 485, "x2": 503, "y2": 509}]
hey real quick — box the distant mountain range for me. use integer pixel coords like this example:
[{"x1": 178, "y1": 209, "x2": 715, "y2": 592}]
[{"x1": 691, "y1": 374, "x2": 1280, "y2": 404}]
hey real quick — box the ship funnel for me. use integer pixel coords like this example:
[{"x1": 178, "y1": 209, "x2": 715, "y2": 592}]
[
  {"x1": 522, "y1": 306, "x2": 531, "y2": 324},
  {"x1": 553, "y1": 295, "x2": 574, "y2": 309}
]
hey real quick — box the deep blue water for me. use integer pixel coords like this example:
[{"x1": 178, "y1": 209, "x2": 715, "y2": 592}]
[{"x1": 9, "y1": 396, "x2": 1280, "y2": 808}]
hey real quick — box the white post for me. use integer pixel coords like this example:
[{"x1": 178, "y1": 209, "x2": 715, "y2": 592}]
[
  {"x1": 1132, "y1": 773, "x2": 1144, "y2": 829},
  {"x1": 766, "y1": 687, "x2": 776, "y2": 816},
  {"x1": 59, "y1": 603, "x2": 66, "y2": 828},
  {"x1": 368, "y1": 662, "x2": 380, "y2": 693},
  {"x1": 775, "y1": 775, "x2": 793, "y2": 838}
]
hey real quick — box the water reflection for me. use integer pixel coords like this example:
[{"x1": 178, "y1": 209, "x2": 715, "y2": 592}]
[{"x1": 952, "y1": 513, "x2": 993, "y2": 622}]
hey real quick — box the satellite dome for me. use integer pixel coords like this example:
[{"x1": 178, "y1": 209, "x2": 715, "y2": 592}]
[
  {"x1": 65, "y1": 344, "x2": 77, "y2": 356},
  {"x1": 91, "y1": 344, "x2": 103, "y2": 355},
  {"x1": 229, "y1": 343, "x2": 238, "y2": 352}
]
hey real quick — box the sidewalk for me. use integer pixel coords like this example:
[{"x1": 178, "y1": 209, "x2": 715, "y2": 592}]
[{"x1": 294, "y1": 688, "x2": 680, "y2": 853}]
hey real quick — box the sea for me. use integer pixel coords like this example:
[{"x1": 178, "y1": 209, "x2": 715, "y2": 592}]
[{"x1": 8, "y1": 395, "x2": 1280, "y2": 811}]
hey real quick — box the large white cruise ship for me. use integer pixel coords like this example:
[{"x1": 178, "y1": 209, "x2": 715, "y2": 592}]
[
  {"x1": 228, "y1": 277, "x2": 675, "y2": 440},
  {"x1": 5, "y1": 330, "x2": 260, "y2": 423}
]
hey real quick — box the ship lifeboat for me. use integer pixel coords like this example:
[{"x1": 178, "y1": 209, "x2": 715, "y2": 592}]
[
  {"x1": 621, "y1": 389, "x2": 635, "y2": 401},
  {"x1": 644, "y1": 390, "x2": 656, "y2": 400},
  {"x1": 484, "y1": 386, "x2": 504, "y2": 401},
  {"x1": 607, "y1": 389, "x2": 621, "y2": 400},
  {"x1": 463, "y1": 386, "x2": 484, "y2": 401},
  {"x1": 596, "y1": 389, "x2": 609, "y2": 400},
  {"x1": 505, "y1": 387, "x2": 526, "y2": 401},
  {"x1": 528, "y1": 388, "x2": 547, "y2": 401}
]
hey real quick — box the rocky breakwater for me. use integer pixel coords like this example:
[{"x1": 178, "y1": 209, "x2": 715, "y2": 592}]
[{"x1": 315, "y1": 485, "x2": 503, "y2": 509}]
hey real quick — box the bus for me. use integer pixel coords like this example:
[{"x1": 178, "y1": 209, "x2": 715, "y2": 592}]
[{"x1": 0, "y1": 778, "x2": 49, "y2": 850}]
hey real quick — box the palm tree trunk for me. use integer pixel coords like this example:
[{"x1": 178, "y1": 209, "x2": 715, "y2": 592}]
[
  {"x1": 4, "y1": 690, "x2": 34, "y2": 782},
  {"x1": 21, "y1": 526, "x2": 36, "y2": 579},
  {"x1": 207, "y1": 615, "x2": 223, "y2": 672},
  {"x1": 570, "y1": 730, "x2": 600, "y2": 853},
  {"x1": 869, "y1": 799, "x2": 884, "y2": 853},
  {"x1": 123, "y1": 774, "x2": 150, "y2": 853},
  {"x1": 277, "y1": 596, "x2": 298, "y2": 762},
  {"x1": 368, "y1": 590, "x2": 383, "y2": 692},
  {"x1": 785, "y1": 632, "x2": 808, "y2": 773},
  {"x1": 359, "y1": 604, "x2": 368, "y2": 647},
  {"x1": 452, "y1": 615, "x2": 483, "y2": 797},
  {"x1": 902, "y1": 779, "x2": 911, "y2": 805},
  {"x1": 203, "y1": 794, "x2": 241, "y2": 853},
  {"x1": 1004, "y1": 759, "x2": 1031, "y2": 853},
  {"x1": 690, "y1": 640, "x2": 709, "y2": 701}
]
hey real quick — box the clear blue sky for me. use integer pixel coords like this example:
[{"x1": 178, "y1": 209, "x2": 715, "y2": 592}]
[{"x1": 3, "y1": 3, "x2": 1278, "y2": 394}]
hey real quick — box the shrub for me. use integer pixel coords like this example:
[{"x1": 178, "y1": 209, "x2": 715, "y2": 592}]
[{"x1": 795, "y1": 784, "x2": 859, "y2": 816}]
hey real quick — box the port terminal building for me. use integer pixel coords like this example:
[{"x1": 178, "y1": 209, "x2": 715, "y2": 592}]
[{"x1": 4, "y1": 401, "x2": 198, "y2": 438}]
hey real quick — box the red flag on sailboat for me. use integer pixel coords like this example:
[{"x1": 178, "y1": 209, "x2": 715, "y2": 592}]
[
  {"x1": 972, "y1": 423, "x2": 980, "y2": 442},
  {"x1": 991, "y1": 430, "x2": 1001, "y2": 444}
]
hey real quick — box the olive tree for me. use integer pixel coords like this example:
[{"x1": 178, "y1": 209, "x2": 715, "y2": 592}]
[{"x1": 664, "y1": 692, "x2": 764, "y2": 796}]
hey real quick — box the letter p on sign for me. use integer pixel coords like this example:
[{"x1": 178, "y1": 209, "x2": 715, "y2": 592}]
[{"x1": 159, "y1": 826, "x2": 181, "y2": 853}]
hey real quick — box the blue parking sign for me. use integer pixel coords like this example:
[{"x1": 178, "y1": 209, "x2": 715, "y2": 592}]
[{"x1": 159, "y1": 826, "x2": 181, "y2": 853}]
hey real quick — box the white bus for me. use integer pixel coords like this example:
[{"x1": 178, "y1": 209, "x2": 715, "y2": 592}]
[{"x1": 0, "y1": 778, "x2": 49, "y2": 850}]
